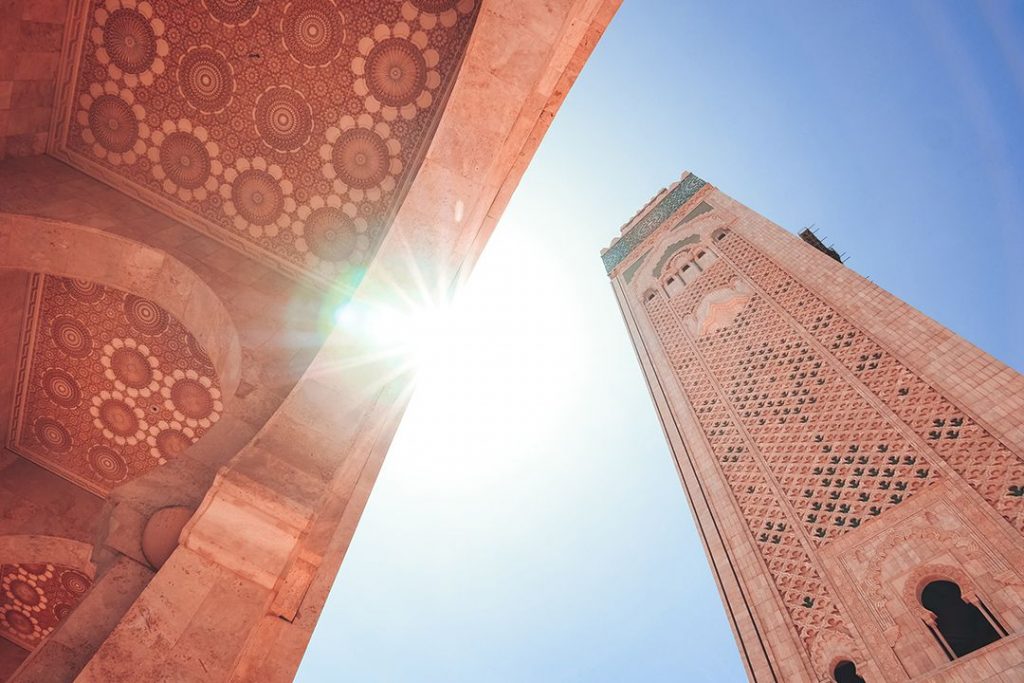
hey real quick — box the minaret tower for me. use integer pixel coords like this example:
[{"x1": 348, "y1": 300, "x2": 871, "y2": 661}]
[{"x1": 604, "y1": 174, "x2": 1024, "y2": 682}]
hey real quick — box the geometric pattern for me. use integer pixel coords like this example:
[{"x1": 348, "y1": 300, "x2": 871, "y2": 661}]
[
  {"x1": 9, "y1": 275, "x2": 222, "y2": 496},
  {"x1": 59, "y1": 0, "x2": 480, "y2": 288},
  {"x1": 639, "y1": 230, "x2": 973, "y2": 657},
  {"x1": 602, "y1": 172, "x2": 706, "y2": 273},
  {"x1": 640, "y1": 225, "x2": 1024, "y2": 662},
  {"x1": 0, "y1": 563, "x2": 92, "y2": 651},
  {"x1": 645, "y1": 282, "x2": 852, "y2": 653},
  {"x1": 720, "y1": 233, "x2": 1024, "y2": 534}
]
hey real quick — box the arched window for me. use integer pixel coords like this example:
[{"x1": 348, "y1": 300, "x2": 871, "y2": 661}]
[
  {"x1": 695, "y1": 249, "x2": 717, "y2": 270},
  {"x1": 921, "y1": 580, "x2": 1001, "y2": 658},
  {"x1": 664, "y1": 274, "x2": 684, "y2": 297},
  {"x1": 680, "y1": 262, "x2": 700, "y2": 285},
  {"x1": 832, "y1": 660, "x2": 865, "y2": 683}
]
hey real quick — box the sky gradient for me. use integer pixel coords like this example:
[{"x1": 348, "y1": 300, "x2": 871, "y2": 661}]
[{"x1": 297, "y1": 2, "x2": 1024, "y2": 680}]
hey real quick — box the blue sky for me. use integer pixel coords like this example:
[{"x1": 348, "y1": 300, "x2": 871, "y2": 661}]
[{"x1": 297, "y1": 2, "x2": 1024, "y2": 681}]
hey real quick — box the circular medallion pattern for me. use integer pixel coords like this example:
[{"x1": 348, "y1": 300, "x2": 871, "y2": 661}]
[
  {"x1": 51, "y1": 316, "x2": 92, "y2": 358},
  {"x1": 87, "y1": 94, "x2": 139, "y2": 154},
  {"x1": 254, "y1": 86, "x2": 313, "y2": 152},
  {"x1": 353, "y1": 23, "x2": 440, "y2": 120},
  {"x1": 319, "y1": 115, "x2": 401, "y2": 201},
  {"x1": 331, "y1": 128, "x2": 389, "y2": 190},
  {"x1": 148, "y1": 119, "x2": 222, "y2": 201},
  {"x1": 110, "y1": 347, "x2": 154, "y2": 389},
  {"x1": 220, "y1": 158, "x2": 295, "y2": 237},
  {"x1": 97, "y1": 399, "x2": 139, "y2": 437},
  {"x1": 9, "y1": 580, "x2": 42, "y2": 608},
  {"x1": 77, "y1": 82, "x2": 148, "y2": 164},
  {"x1": 102, "y1": 8, "x2": 157, "y2": 74},
  {"x1": 60, "y1": 570, "x2": 91, "y2": 596},
  {"x1": 101, "y1": 338, "x2": 163, "y2": 397},
  {"x1": 158, "y1": 131, "x2": 211, "y2": 190},
  {"x1": 34, "y1": 418, "x2": 72, "y2": 453},
  {"x1": 63, "y1": 278, "x2": 103, "y2": 303},
  {"x1": 3, "y1": 609, "x2": 33, "y2": 636},
  {"x1": 42, "y1": 368, "x2": 82, "y2": 408},
  {"x1": 161, "y1": 370, "x2": 223, "y2": 429},
  {"x1": 124, "y1": 295, "x2": 169, "y2": 335},
  {"x1": 232, "y1": 169, "x2": 285, "y2": 226},
  {"x1": 364, "y1": 37, "x2": 427, "y2": 108},
  {"x1": 178, "y1": 46, "x2": 234, "y2": 113},
  {"x1": 156, "y1": 428, "x2": 192, "y2": 459},
  {"x1": 304, "y1": 207, "x2": 361, "y2": 262},
  {"x1": 146, "y1": 420, "x2": 196, "y2": 462},
  {"x1": 170, "y1": 379, "x2": 215, "y2": 420},
  {"x1": 203, "y1": 0, "x2": 260, "y2": 25},
  {"x1": 53, "y1": 603, "x2": 74, "y2": 621},
  {"x1": 92, "y1": 1, "x2": 168, "y2": 87},
  {"x1": 91, "y1": 390, "x2": 146, "y2": 445},
  {"x1": 293, "y1": 195, "x2": 369, "y2": 271},
  {"x1": 88, "y1": 446, "x2": 129, "y2": 482},
  {"x1": 282, "y1": 0, "x2": 345, "y2": 66}
]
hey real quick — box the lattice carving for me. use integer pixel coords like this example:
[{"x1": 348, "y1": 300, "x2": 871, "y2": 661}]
[
  {"x1": 719, "y1": 234, "x2": 1024, "y2": 532},
  {"x1": 644, "y1": 286, "x2": 850, "y2": 654},
  {"x1": 657, "y1": 257, "x2": 939, "y2": 547}
]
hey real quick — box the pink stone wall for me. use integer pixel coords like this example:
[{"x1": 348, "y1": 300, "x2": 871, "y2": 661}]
[
  {"x1": 0, "y1": 452, "x2": 103, "y2": 543},
  {"x1": 0, "y1": 0, "x2": 68, "y2": 159}
]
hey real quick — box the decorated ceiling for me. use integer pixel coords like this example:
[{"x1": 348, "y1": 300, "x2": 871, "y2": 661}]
[
  {"x1": 56, "y1": 0, "x2": 479, "y2": 289},
  {"x1": 0, "y1": 563, "x2": 92, "y2": 651},
  {"x1": 9, "y1": 275, "x2": 223, "y2": 497}
]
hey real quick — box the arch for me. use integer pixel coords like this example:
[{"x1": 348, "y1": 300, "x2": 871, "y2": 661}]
[
  {"x1": 0, "y1": 535, "x2": 96, "y2": 651},
  {"x1": 811, "y1": 628, "x2": 867, "y2": 682},
  {"x1": 0, "y1": 213, "x2": 241, "y2": 399},
  {"x1": 0, "y1": 535, "x2": 94, "y2": 578},
  {"x1": 902, "y1": 563, "x2": 977, "y2": 609},
  {"x1": 920, "y1": 580, "x2": 1001, "y2": 657},
  {"x1": 832, "y1": 660, "x2": 865, "y2": 683}
]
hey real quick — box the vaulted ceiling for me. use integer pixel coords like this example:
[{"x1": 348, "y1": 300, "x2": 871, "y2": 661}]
[
  {"x1": 10, "y1": 275, "x2": 223, "y2": 496},
  {"x1": 54, "y1": 0, "x2": 479, "y2": 289},
  {"x1": 0, "y1": 563, "x2": 92, "y2": 651}
]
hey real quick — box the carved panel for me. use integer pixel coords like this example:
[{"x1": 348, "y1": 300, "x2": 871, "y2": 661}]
[
  {"x1": 719, "y1": 234, "x2": 1024, "y2": 534},
  {"x1": 10, "y1": 276, "x2": 223, "y2": 496},
  {"x1": 54, "y1": 0, "x2": 480, "y2": 288},
  {"x1": 0, "y1": 563, "x2": 92, "y2": 650}
]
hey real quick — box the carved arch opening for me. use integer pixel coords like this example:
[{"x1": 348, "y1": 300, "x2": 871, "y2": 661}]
[
  {"x1": 0, "y1": 535, "x2": 95, "y2": 653},
  {"x1": 919, "y1": 580, "x2": 1002, "y2": 659},
  {"x1": 832, "y1": 659, "x2": 866, "y2": 683},
  {"x1": 0, "y1": 214, "x2": 242, "y2": 495}
]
